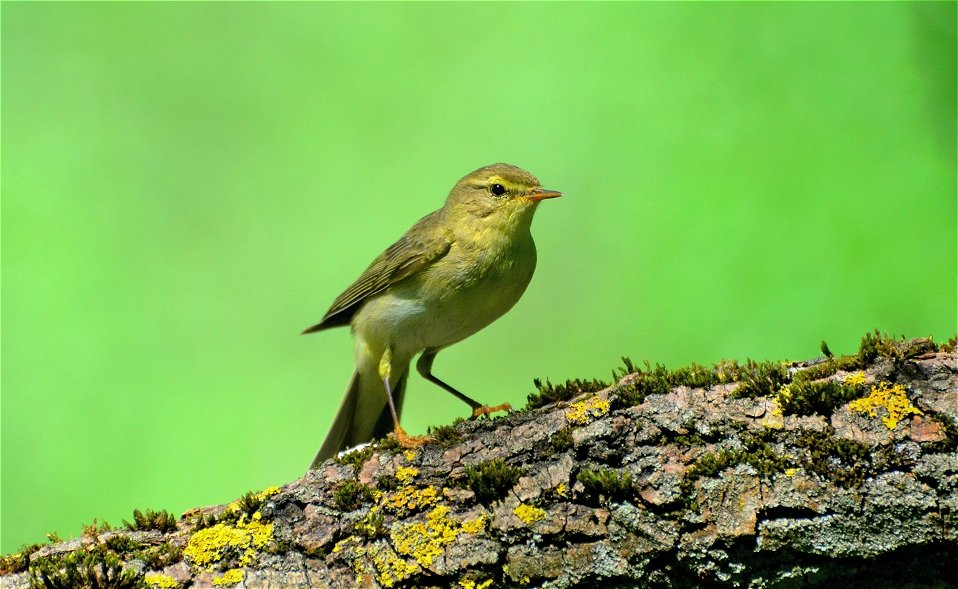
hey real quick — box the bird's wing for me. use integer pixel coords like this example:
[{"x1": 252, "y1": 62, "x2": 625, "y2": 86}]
[{"x1": 303, "y1": 210, "x2": 452, "y2": 333}]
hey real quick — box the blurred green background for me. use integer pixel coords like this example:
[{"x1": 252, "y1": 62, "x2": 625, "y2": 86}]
[{"x1": 2, "y1": 2, "x2": 955, "y2": 553}]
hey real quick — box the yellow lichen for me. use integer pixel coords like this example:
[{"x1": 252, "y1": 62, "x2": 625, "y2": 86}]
[
  {"x1": 843, "y1": 371, "x2": 868, "y2": 387},
  {"x1": 395, "y1": 466, "x2": 419, "y2": 484},
  {"x1": 848, "y1": 382, "x2": 922, "y2": 430},
  {"x1": 382, "y1": 484, "x2": 438, "y2": 515},
  {"x1": 368, "y1": 544, "x2": 419, "y2": 587},
  {"x1": 212, "y1": 568, "x2": 244, "y2": 587},
  {"x1": 459, "y1": 579, "x2": 494, "y2": 589},
  {"x1": 390, "y1": 505, "x2": 461, "y2": 569},
  {"x1": 335, "y1": 536, "x2": 418, "y2": 588},
  {"x1": 513, "y1": 503, "x2": 547, "y2": 525},
  {"x1": 565, "y1": 395, "x2": 610, "y2": 425},
  {"x1": 555, "y1": 483, "x2": 569, "y2": 498},
  {"x1": 184, "y1": 512, "x2": 273, "y2": 569},
  {"x1": 784, "y1": 468, "x2": 798, "y2": 477},
  {"x1": 460, "y1": 513, "x2": 488, "y2": 534},
  {"x1": 764, "y1": 396, "x2": 785, "y2": 430},
  {"x1": 144, "y1": 573, "x2": 180, "y2": 589},
  {"x1": 404, "y1": 449, "x2": 418, "y2": 462}
]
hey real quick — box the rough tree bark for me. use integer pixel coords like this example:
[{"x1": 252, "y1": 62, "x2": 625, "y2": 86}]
[{"x1": 2, "y1": 339, "x2": 956, "y2": 589}]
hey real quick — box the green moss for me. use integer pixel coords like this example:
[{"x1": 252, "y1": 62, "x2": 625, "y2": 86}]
[
  {"x1": 794, "y1": 430, "x2": 873, "y2": 488},
  {"x1": 857, "y1": 330, "x2": 936, "y2": 366},
  {"x1": 220, "y1": 486, "x2": 280, "y2": 525},
  {"x1": 941, "y1": 335, "x2": 957, "y2": 353},
  {"x1": 31, "y1": 543, "x2": 141, "y2": 589},
  {"x1": 680, "y1": 430, "x2": 792, "y2": 505},
  {"x1": 728, "y1": 359, "x2": 790, "y2": 399},
  {"x1": 189, "y1": 512, "x2": 218, "y2": 533},
  {"x1": 576, "y1": 468, "x2": 633, "y2": 504},
  {"x1": 81, "y1": 519, "x2": 114, "y2": 537},
  {"x1": 463, "y1": 459, "x2": 524, "y2": 504},
  {"x1": 427, "y1": 419, "x2": 466, "y2": 448},
  {"x1": 820, "y1": 340, "x2": 833, "y2": 358},
  {"x1": 614, "y1": 357, "x2": 791, "y2": 407},
  {"x1": 374, "y1": 435, "x2": 406, "y2": 454},
  {"x1": 661, "y1": 429, "x2": 708, "y2": 449},
  {"x1": 613, "y1": 360, "x2": 674, "y2": 407},
  {"x1": 354, "y1": 512, "x2": 387, "y2": 539},
  {"x1": 926, "y1": 414, "x2": 958, "y2": 453},
  {"x1": 526, "y1": 377, "x2": 608, "y2": 410},
  {"x1": 336, "y1": 445, "x2": 376, "y2": 472},
  {"x1": 103, "y1": 535, "x2": 140, "y2": 554},
  {"x1": 0, "y1": 543, "x2": 42, "y2": 575},
  {"x1": 778, "y1": 378, "x2": 867, "y2": 416},
  {"x1": 376, "y1": 473, "x2": 401, "y2": 492},
  {"x1": 136, "y1": 542, "x2": 183, "y2": 570},
  {"x1": 124, "y1": 508, "x2": 178, "y2": 533},
  {"x1": 680, "y1": 426, "x2": 887, "y2": 506},
  {"x1": 550, "y1": 428, "x2": 574, "y2": 453},
  {"x1": 334, "y1": 479, "x2": 376, "y2": 512}
]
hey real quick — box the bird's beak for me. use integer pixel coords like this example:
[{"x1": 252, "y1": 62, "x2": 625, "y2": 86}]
[{"x1": 525, "y1": 188, "x2": 563, "y2": 202}]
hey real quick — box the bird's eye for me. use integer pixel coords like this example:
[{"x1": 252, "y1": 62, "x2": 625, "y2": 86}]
[{"x1": 490, "y1": 183, "x2": 506, "y2": 196}]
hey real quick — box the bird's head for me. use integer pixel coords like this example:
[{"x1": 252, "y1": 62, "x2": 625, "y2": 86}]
[{"x1": 444, "y1": 163, "x2": 562, "y2": 228}]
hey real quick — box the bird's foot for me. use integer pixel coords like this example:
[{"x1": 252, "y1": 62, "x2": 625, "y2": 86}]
[
  {"x1": 470, "y1": 402, "x2": 513, "y2": 420},
  {"x1": 390, "y1": 425, "x2": 432, "y2": 449}
]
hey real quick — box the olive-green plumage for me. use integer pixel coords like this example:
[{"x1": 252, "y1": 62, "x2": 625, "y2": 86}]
[{"x1": 304, "y1": 163, "x2": 561, "y2": 469}]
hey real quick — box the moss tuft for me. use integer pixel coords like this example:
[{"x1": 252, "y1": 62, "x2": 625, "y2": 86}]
[
  {"x1": 576, "y1": 468, "x2": 633, "y2": 504},
  {"x1": 729, "y1": 359, "x2": 790, "y2": 399},
  {"x1": 103, "y1": 535, "x2": 140, "y2": 554},
  {"x1": 0, "y1": 543, "x2": 42, "y2": 575},
  {"x1": 336, "y1": 445, "x2": 375, "y2": 472},
  {"x1": 550, "y1": 428, "x2": 574, "y2": 453},
  {"x1": 124, "y1": 508, "x2": 178, "y2": 533},
  {"x1": 926, "y1": 414, "x2": 958, "y2": 453},
  {"x1": 820, "y1": 340, "x2": 833, "y2": 358},
  {"x1": 795, "y1": 430, "x2": 874, "y2": 487},
  {"x1": 137, "y1": 541, "x2": 183, "y2": 571},
  {"x1": 31, "y1": 543, "x2": 142, "y2": 589},
  {"x1": 526, "y1": 377, "x2": 608, "y2": 410},
  {"x1": 427, "y1": 419, "x2": 466, "y2": 448},
  {"x1": 777, "y1": 378, "x2": 867, "y2": 416},
  {"x1": 333, "y1": 480, "x2": 376, "y2": 512},
  {"x1": 81, "y1": 519, "x2": 114, "y2": 537},
  {"x1": 463, "y1": 459, "x2": 524, "y2": 504}
]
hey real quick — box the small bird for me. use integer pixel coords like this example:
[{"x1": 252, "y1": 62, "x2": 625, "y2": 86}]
[{"x1": 304, "y1": 163, "x2": 561, "y2": 469}]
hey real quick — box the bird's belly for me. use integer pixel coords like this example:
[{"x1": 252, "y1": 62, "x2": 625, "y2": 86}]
[{"x1": 353, "y1": 253, "x2": 534, "y2": 356}]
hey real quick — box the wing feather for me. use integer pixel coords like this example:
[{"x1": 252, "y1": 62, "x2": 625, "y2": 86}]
[{"x1": 302, "y1": 210, "x2": 452, "y2": 333}]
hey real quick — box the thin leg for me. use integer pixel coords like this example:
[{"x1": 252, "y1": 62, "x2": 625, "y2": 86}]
[
  {"x1": 379, "y1": 347, "x2": 430, "y2": 449},
  {"x1": 416, "y1": 349, "x2": 513, "y2": 420}
]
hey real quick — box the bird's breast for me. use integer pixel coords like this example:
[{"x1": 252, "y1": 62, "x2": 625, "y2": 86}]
[{"x1": 353, "y1": 231, "x2": 537, "y2": 356}]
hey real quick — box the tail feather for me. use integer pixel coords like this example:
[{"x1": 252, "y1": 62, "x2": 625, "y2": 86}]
[{"x1": 309, "y1": 370, "x2": 407, "y2": 470}]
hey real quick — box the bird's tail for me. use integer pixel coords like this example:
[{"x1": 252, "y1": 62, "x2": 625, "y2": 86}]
[{"x1": 310, "y1": 368, "x2": 407, "y2": 469}]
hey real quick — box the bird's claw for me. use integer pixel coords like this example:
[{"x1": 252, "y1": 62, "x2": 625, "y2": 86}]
[
  {"x1": 469, "y1": 402, "x2": 513, "y2": 420},
  {"x1": 390, "y1": 425, "x2": 432, "y2": 449}
]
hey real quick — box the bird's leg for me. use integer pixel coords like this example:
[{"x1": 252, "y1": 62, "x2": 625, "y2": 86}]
[
  {"x1": 416, "y1": 350, "x2": 513, "y2": 420},
  {"x1": 379, "y1": 347, "x2": 430, "y2": 449}
]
